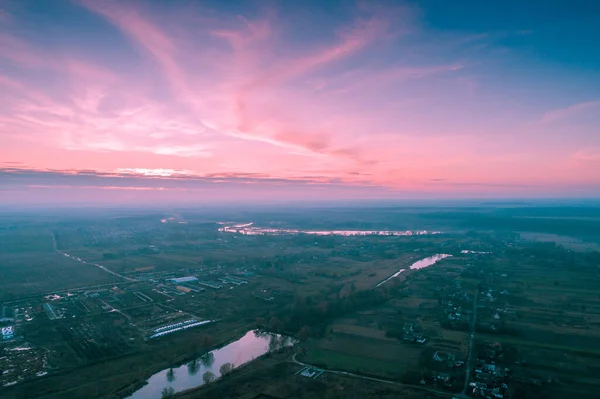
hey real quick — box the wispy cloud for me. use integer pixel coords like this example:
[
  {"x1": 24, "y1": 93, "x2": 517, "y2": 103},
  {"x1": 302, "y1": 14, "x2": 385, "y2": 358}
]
[
  {"x1": 542, "y1": 101, "x2": 600, "y2": 123},
  {"x1": 572, "y1": 147, "x2": 600, "y2": 162},
  {"x1": 1, "y1": 1, "x2": 598, "y2": 201}
]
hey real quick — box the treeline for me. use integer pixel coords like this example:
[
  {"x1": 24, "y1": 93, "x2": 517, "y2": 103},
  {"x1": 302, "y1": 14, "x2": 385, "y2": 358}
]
[{"x1": 261, "y1": 288, "x2": 390, "y2": 339}]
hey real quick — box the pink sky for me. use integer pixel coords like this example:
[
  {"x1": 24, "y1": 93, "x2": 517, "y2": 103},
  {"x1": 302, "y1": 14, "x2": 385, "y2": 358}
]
[{"x1": 1, "y1": 1, "x2": 599, "y2": 203}]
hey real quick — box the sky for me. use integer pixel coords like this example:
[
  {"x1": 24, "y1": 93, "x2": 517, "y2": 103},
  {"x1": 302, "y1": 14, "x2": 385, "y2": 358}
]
[{"x1": 1, "y1": 0, "x2": 599, "y2": 205}]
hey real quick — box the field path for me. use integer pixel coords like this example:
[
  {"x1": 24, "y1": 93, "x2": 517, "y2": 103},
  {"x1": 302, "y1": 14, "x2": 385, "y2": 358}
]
[
  {"x1": 292, "y1": 354, "x2": 455, "y2": 398},
  {"x1": 51, "y1": 233, "x2": 136, "y2": 282}
]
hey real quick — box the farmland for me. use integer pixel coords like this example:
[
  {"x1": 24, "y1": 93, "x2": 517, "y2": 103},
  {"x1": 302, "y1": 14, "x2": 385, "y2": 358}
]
[
  {"x1": 1, "y1": 205, "x2": 600, "y2": 398},
  {"x1": 0, "y1": 229, "x2": 121, "y2": 301}
]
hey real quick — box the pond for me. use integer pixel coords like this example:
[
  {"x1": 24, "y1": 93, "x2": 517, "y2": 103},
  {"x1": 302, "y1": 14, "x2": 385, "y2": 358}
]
[
  {"x1": 126, "y1": 330, "x2": 295, "y2": 399},
  {"x1": 375, "y1": 254, "x2": 452, "y2": 287}
]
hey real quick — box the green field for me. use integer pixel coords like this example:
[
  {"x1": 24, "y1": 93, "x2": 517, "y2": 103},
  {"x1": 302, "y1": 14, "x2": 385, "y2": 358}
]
[
  {"x1": 303, "y1": 347, "x2": 402, "y2": 376},
  {"x1": 0, "y1": 229, "x2": 120, "y2": 301}
]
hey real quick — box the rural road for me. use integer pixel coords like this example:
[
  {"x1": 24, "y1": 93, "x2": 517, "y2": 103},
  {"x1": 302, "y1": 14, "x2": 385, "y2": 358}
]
[
  {"x1": 292, "y1": 354, "x2": 456, "y2": 398},
  {"x1": 460, "y1": 289, "x2": 479, "y2": 396},
  {"x1": 51, "y1": 232, "x2": 137, "y2": 282}
]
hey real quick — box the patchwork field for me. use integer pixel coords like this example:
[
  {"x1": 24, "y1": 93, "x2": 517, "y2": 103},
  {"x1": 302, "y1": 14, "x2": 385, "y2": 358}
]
[
  {"x1": 302, "y1": 324, "x2": 421, "y2": 378},
  {"x1": 0, "y1": 229, "x2": 120, "y2": 301}
]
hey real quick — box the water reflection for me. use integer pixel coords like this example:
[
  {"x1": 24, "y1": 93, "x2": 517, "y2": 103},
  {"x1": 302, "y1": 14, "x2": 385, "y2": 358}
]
[
  {"x1": 166, "y1": 368, "x2": 175, "y2": 383},
  {"x1": 199, "y1": 352, "x2": 214, "y2": 368},
  {"x1": 218, "y1": 222, "x2": 441, "y2": 237},
  {"x1": 375, "y1": 254, "x2": 452, "y2": 287},
  {"x1": 126, "y1": 330, "x2": 295, "y2": 399},
  {"x1": 187, "y1": 359, "x2": 199, "y2": 376}
]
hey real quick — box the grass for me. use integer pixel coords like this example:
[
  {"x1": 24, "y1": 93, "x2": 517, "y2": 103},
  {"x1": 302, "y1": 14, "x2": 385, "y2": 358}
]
[
  {"x1": 0, "y1": 230, "x2": 121, "y2": 301},
  {"x1": 1, "y1": 321, "x2": 251, "y2": 399},
  {"x1": 519, "y1": 232, "x2": 600, "y2": 252},
  {"x1": 330, "y1": 322, "x2": 394, "y2": 341},
  {"x1": 302, "y1": 348, "x2": 402, "y2": 377},
  {"x1": 477, "y1": 333, "x2": 600, "y2": 357},
  {"x1": 303, "y1": 317, "x2": 424, "y2": 379}
]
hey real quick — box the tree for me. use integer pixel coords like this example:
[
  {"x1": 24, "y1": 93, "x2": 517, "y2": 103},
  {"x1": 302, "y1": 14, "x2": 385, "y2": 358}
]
[
  {"x1": 161, "y1": 386, "x2": 175, "y2": 398},
  {"x1": 255, "y1": 317, "x2": 268, "y2": 328},
  {"x1": 202, "y1": 371, "x2": 215, "y2": 385},
  {"x1": 219, "y1": 362, "x2": 234, "y2": 376},
  {"x1": 296, "y1": 326, "x2": 310, "y2": 341},
  {"x1": 269, "y1": 316, "x2": 283, "y2": 331}
]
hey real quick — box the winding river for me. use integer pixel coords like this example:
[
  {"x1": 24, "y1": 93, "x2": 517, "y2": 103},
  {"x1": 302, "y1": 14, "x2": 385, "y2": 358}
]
[{"x1": 127, "y1": 330, "x2": 295, "y2": 399}]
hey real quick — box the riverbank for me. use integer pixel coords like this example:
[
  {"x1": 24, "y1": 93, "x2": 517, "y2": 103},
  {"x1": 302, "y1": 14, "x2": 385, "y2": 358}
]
[
  {"x1": 1, "y1": 321, "x2": 254, "y2": 399},
  {"x1": 116, "y1": 322, "x2": 262, "y2": 398},
  {"x1": 126, "y1": 330, "x2": 295, "y2": 398},
  {"x1": 374, "y1": 254, "x2": 452, "y2": 287}
]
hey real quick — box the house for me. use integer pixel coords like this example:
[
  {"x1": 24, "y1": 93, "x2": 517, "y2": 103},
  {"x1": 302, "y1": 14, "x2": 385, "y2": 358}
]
[
  {"x1": 433, "y1": 351, "x2": 454, "y2": 362},
  {"x1": 1, "y1": 325, "x2": 15, "y2": 340},
  {"x1": 469, "y1": 381, "x2": 487, "y2": 389},
  {"x1": 483, "y1": 363, "x2": 496, "y2": 373},
  {"x1": 404, "y1": 332, "x2": 427, "y2": 344}
]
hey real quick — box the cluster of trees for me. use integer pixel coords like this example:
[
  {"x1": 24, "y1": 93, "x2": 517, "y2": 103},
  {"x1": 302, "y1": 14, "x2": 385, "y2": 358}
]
[{"x1": 261, "y1": 288, "x2": 390, "y2": 338}]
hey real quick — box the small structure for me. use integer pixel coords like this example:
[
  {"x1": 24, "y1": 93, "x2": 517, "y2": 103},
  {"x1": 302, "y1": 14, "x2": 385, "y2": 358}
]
[
  {"x1": 1, "y1": 325, "x2": 15, "y2": 340},
  {"x1": 296, "y1": 366, "x2": 324, "y2": 379},
  {"x1": 224, "y1": 276, "x2": 248, "y2": 285},
  {"x1": 197, "y1": 281, "x2": 222, "y2": 289},
  {"x1": 84, "y1": 289, "x2": 108, "y2": 297},
  {"x1": 178, "y1": 284, "x2": 205, "y2": 293},
  {"x1": 43, "y1": 303, "x2": 59, "y2": 320},
  {"x1": 168, "y1": 276, "x2": 198, "y2": 284},
  {"x1": 433, "y1": 351, "x2": 454, "y2": 362},
  {"x1": 176, "y1": 285, "x2": 191, "y2": 293}
]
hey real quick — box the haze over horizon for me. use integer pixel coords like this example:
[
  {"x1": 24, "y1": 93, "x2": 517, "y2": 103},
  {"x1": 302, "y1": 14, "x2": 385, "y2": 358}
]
[{"x1": 1, "y1": 0, "x2": 599, "y2": 205}]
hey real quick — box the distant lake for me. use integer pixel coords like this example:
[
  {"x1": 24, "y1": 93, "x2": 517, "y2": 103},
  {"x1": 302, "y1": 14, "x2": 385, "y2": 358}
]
[
  {"x1": 375, "y1": 254, "x2": 452, "y2": 288},
  {"x1": 127, "y1": 330, "x2": 295, "y2": 399}
]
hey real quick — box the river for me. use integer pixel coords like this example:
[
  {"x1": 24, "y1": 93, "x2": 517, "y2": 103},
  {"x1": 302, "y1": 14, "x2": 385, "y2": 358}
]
[
  {"x1": 126, "y1": 330, "x2": 295, "y2": 399},
  {"x1": 217, "y1": 222, "x2": 441, "y2": 237},
  {"x1": 375, "y1": 254, "x2": 452, "y2": 288}
]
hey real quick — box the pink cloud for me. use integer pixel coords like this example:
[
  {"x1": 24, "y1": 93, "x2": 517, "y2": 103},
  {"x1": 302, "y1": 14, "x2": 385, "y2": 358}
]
[
  {"x1": 0, "y1": 1, "x2": 598, "y2": 200},
  {"x1": 572, "y1": 147, "x2": 600, "y2": 162}
]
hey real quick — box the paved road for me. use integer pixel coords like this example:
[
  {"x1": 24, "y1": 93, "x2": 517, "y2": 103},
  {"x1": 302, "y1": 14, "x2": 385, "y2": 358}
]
[{"x1": 460, "y1": 289, "x2": 479, "y2": 396}]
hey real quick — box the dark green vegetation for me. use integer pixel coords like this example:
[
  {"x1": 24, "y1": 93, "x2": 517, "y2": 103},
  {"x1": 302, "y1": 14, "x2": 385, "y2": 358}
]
[
  {"x1": 0, "y1": 228, "x2": 120, "y2": 300},
  {"x1": 1, "y1": 204, "x2": 599, "y2": 399}
]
